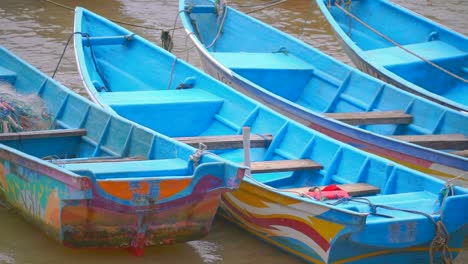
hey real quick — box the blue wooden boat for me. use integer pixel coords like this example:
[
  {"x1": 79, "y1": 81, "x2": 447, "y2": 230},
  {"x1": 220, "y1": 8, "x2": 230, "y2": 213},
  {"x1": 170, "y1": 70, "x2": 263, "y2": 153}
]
[
  {"x1": 74, "y1": 7, "x2": 468, "y2": 263},
  {"x1": 177, "y1": 0, "x2": 468, "y2": 183},
  {"x1": 315, "y1": 0, "x2": 468, "y2": 112},
  {"x1": 0, "y1": 46, "x2": 244, "y2": 255}
]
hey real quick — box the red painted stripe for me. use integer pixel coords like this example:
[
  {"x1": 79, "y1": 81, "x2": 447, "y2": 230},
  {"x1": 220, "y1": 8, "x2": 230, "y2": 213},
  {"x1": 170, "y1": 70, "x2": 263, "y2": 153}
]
[{"x1": 223, "y1": 197, "x2": 330, "y2": 252}]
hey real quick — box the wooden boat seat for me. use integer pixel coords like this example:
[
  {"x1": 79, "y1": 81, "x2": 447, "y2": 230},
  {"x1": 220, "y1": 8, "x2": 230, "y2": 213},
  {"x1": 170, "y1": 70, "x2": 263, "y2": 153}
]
[
  {"x1": 363, "y1": 41, "x2": 467, "y2": 67},
  {"x1": 391, "y1": 134, "x2": 468, "y2": 150},
  {"x1": 0, "y1": 65, "x2": 17, "y2": 84},
  {"x1": 63, "y1": 158, "x2": 189, "y2": 178},
  {"x1": 250, "y1": 159, "x2": 323, "y2": 173},
  {"x1": 175, "y1": 134, "x2": 273, "y2": 150},
  {"x1": 450, "y1": 149, "x2": 468, "y2": 157},
  {"x1": 211, "y1": 52, "x2": 315, "y2": 71},
  {"x1": 324, "y1": 111, "x2": 413, "y2": 125},
  {"x1": 0, "y1": 129, "x2": 87, "y2": 141},
  {"x1": 284, "y1": 183, "x2": 380, "y2": 197},
  {"x1": 100, "y1": 89, "x2": 224, "y2": 106}
]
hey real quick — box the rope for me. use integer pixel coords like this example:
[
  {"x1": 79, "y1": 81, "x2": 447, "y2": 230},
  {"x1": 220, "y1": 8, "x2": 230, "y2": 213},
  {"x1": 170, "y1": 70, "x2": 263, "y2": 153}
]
[
  {"x1": 245, "y1": 0, "x2": 288, "y2": 14},
  {"x1": 205, "y1": 0, "x2": 228, "y2": 49},
  {"x1": 299, "y1": 1, "x2": 315, "y2": 39},
  {"x1": 332, "y1": 3, "x2": 468, "y2": 83},
  {"x1": 234, "y1": 0, "x2": 286, "y2": 8},
  {"x1": 190, "y1": 143, "x2": 208, "y2": 169},
  {"x1": 52, "y1": 32, "x2": 85, "y2": 78},
  {"x1": 430, "y1": 221, "x2": 453, "y2": 264},
  {"x1": 40, "y1": 0, "x2": 181, "y2": 32},
  {"x1": 166, "y1": 57, "x2": 178, "y2": 90}
]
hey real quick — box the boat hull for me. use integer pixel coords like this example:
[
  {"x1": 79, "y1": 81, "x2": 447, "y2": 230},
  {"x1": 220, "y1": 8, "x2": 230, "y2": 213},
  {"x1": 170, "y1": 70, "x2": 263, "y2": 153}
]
[
  {"x1": 0, "y1": 45, "x2": 245, "y2": 253},
  {"x1": 0, "y1": 148, "x2": 237, "y2": 250},
  {"x1": 219, "y1": 180, "x2": 465, "y2": 263},
  {"x1": 195, "y1": 49, "x2": 467, "y2": 183}
]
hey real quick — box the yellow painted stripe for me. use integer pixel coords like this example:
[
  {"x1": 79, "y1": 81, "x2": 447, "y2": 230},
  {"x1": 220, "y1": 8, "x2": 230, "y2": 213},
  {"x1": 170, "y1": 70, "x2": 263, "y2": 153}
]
[{"x1": 221, "y1": 214, "x2": 326, "y2": 264}]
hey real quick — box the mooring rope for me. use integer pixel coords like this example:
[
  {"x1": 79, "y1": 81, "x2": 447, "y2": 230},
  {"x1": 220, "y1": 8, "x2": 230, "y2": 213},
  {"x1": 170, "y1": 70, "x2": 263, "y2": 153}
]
[
  {"x1": 205, "y1": 0, "x2": 229, "y2": 49},
  {"x1": 234, "y1": 0, "x2": 286, "y2": 8},
  {"x1": 332, "y1": 3, "x2": 468, "y2": 83},
  {"x1": 299, "y1": 1, "x2": 315, "y2": 39},
  {"x1": 245, "y1": 0, "x2": 288, "y2": 14},
  {"x1": 330, "y1": 189, "x2": 454, "y2": 264},
  {"x1": 189, "y1": 143, "x2": 208, "y2": 169},
  {"x1": 52, "y1": 32, "x2": 86, "y2": 79},
  {"x1": 40, "y1": 0, "x2": 182, "y2": 32}
]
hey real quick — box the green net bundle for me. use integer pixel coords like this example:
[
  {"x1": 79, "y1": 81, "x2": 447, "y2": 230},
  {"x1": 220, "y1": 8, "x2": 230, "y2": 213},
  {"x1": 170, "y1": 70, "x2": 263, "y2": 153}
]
[{"x1": 0, "y1": 91, "x2": 52, "y2": 133}]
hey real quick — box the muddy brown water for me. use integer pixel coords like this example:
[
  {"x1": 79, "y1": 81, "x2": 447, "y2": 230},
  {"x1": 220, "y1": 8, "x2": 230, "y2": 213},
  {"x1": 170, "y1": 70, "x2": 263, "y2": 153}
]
[{"x1": 0, "y1": 0, "x2": 466, "y2": 263}]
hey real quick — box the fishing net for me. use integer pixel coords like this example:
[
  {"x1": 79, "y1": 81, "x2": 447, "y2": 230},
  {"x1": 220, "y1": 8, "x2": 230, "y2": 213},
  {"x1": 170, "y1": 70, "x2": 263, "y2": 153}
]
[{"x1": 0, "y1": 82, "x2": 52, "y2": 133}]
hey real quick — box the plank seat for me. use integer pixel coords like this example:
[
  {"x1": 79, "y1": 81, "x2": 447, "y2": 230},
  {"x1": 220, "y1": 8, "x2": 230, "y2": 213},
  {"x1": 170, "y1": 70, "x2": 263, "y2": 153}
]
[
  {"x1": 324, "y1": 111, "x2": 413, "y2": 125},
  {"x1": 0, "y1": 129, "x2": 87, "y2": 141},
  {"x1": 175, "y1": 134, "x2": 272, "y2": 150},
  {"x1": 363, "y1": 41, "x2": 467, "y2": 67},
  {"x1": 450, "y1": 149, "x2": 468, "y2": 157},
  {"x1": 0, "y1": 65, "x2": 17, "y2": 84},
  {"x1": 82, "y1": 35, "x2": 132, "y2": 46},
  {"x1": 283, "y1": 183, "x2": 380, "y2": 197},
  {"x1": 63, "y1": 158, "x2": 189, "y2": 178},
  {"x1": 250, "y1": 159, "x2": 323, "y2": 173},
  {"x1": 391, "y1": 133, "x2": 468, "y2": 150}
]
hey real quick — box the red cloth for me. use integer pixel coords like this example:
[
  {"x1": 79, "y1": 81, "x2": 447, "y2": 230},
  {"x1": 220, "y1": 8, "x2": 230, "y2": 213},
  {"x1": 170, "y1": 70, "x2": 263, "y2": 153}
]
[{"x1": 307, "y1": 184, "x2": 350, "y2": 200}]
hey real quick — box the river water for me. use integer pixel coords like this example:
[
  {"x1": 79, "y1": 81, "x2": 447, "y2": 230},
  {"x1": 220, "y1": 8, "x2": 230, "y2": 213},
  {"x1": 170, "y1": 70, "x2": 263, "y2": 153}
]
[{"x1": 0, "y1": 0, "x2": 466, "y2": 263}]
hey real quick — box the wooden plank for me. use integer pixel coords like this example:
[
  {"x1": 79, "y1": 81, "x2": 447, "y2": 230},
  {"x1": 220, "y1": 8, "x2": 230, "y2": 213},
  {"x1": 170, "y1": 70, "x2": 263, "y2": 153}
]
[
  {"x1": 450, "y1": 149, "x2": 468, "y2": 157},
  {"x1": 0, "y1": 129, "x2": 87, "y2": 141},
  {"x1": 324, "y1": 111, "x2": 412, "y2": 125},
  {"x1": 284, "y1": 183, "x2": 380, "y2": 197},
  {"x1": 391, "y1": 134, "x2": 468, "y2": 150},
  {"x1": 250, "y1": 159, "x2": 323, "y2": 173},
  {"x1": 175, "y1": 134, "x2": 272, "y2": 150}
]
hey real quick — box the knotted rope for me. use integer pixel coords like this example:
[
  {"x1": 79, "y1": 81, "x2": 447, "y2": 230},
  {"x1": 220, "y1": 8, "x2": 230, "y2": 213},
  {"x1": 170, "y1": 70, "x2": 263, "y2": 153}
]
[{"x1": 190, "y1": 143, "x2": 208, "y2": 169}]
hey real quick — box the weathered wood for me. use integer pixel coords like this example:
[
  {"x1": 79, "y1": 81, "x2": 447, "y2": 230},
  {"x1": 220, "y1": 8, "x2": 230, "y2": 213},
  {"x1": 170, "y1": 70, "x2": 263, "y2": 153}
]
[
  {"x1": 176, "y1": 134, "x2": 272, "y2": 150},
  {"x1": 0, "y1": 129, "x2": 87, "y2": 141},
  {"x1": 450, "y1": 149, "x2": 468, "y2": 157},
  {"x1": 391, "y1": 134, "x2": 468, "y2": 150},
  {"x1": 284, "y1": 183, "x2": 380, "y2": 197},
  {"x1": 324, "y1": 111, "x2": 412, "y2": 125},
  {"x1": 250, "y1": 159, "x2": 323, "y2": 173},
  {"x1": 50, "y1": 156, "x2": 146, "y2": 164}
]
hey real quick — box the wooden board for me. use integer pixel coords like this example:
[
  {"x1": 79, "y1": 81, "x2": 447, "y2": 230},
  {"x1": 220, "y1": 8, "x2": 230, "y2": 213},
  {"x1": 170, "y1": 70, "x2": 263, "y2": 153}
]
[
  {"x1": 250, "y1": 159, "x2": 323, "y2": 173},
  {"x1": 324, "y1": 111, "x2": 412, "y2": 125},
  {"x1": 0, "y1": 129, "x2": 87, "y2": 141},
  {"x1": 284, "y1": 183, "x2": 380, "y2": 197},
  {"x1": 391, "y1": 134, "x2": 468, "y2": 150},
  {"x1": 450, "y1": 149, "x2": 468, "y2": 157},
  {"x1": 176, "y1": 134, "x2": 272, "y2": 150}
]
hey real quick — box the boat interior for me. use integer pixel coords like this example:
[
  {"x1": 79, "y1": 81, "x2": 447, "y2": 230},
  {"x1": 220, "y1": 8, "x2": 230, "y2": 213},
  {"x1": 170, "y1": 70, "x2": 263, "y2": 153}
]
[
  {"x1": 0, "y1": 49, "x2": 207, "y2": 181},
  {"x1": 327, "y1": 0, "x2": 467, "y2": 103}
]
